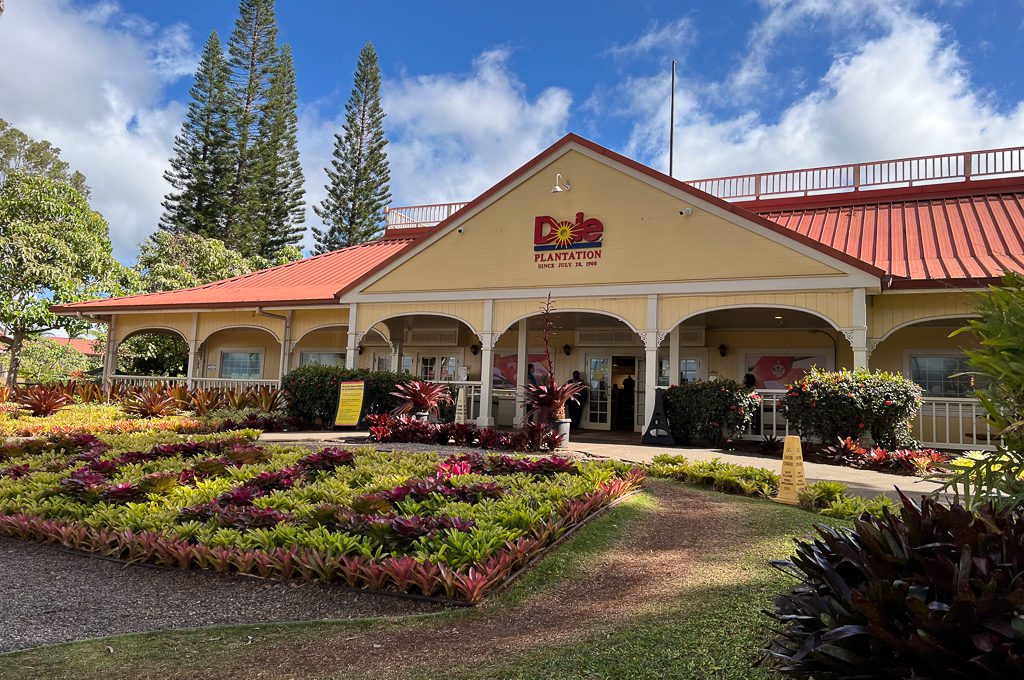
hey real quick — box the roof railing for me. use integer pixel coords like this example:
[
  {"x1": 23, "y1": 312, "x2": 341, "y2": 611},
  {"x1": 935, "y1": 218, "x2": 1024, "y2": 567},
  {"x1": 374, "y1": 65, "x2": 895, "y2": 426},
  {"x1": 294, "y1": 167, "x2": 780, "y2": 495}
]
[
  {"x1": 688, "y1": 145, "x2": 1024, "y2": 201},
  {"x1": 382, "y1": 145, "x2": 1024, "y2": 235}
]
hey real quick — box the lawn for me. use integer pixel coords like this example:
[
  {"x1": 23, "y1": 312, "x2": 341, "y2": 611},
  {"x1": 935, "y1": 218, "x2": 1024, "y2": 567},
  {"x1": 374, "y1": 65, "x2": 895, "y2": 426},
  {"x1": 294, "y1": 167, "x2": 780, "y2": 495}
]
[
  {"x1": 0, "y1": 430, "x2": 642, "y2": 602},
  {"x1": 0, "y1": 479, "x2": 834, "y2": 679}
]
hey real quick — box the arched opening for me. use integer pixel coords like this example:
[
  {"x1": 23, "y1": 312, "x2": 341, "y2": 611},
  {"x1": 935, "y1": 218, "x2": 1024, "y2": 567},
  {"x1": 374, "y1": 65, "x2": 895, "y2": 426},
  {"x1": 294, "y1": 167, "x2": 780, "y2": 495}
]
[
  {"x1": 197, "y1": 326, "x2": 281, "y2": 387},
  {"x1": 291, "y1": 324, "x2": 348, "y2": 370},
  {"x1": 495, "y1": 311, "x2": 644, "y2": 433},
  {"x1": 363, "y1": 314, "x2": 478, "y2": 380},
  {"x1": 115, "y1": 328, "x2": 189, "y2": 378},
  {"x1": 869, "y1": 315, "x2": 988, "y2": 450}
]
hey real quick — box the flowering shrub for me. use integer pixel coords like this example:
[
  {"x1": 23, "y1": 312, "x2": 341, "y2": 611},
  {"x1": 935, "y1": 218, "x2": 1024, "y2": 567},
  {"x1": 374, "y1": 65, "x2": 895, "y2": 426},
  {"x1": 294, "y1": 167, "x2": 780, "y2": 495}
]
[
  {"x1": 0, "y1": 430, "x2": 644, "y2": 602},
  {"x1": 365, "y1": 414, "x2": 563, "y2": 452},
  {"x1": 663, "y1": 380, "x2": 758, "y2": 445},
  {"x1": 781, "y1": 368, "x2": 921, "y2": 448}
]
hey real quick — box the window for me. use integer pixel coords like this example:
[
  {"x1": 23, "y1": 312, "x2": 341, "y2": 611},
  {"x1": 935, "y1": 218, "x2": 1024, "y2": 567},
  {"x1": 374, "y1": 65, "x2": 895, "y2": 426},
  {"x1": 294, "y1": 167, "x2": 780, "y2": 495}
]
[
  {"x1": 679, "y1": 358, "x2": 700, "y2": 385},
  {"x1": 417, "y1": 353, "x2": 461, "y2": 381},
  {"x1": 300, "y1": 352, "x2": 345, "y2": 368},
  {"x1": 909, "y1": 354, "x2": 978, "y2": 397},
  {"x1": 220, "y1": 351, "x2": 261, "y2": 379}
]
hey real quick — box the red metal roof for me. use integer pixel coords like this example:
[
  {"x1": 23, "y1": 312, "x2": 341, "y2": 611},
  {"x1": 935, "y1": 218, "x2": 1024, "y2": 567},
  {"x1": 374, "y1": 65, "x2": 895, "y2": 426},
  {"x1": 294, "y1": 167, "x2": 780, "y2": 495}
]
[
  {"x1": 52, "y1": 238, "x2": 415, "y2": 312},
  {"x1": 750, "y1": 180, "x2": 1024, "y2": 287}
]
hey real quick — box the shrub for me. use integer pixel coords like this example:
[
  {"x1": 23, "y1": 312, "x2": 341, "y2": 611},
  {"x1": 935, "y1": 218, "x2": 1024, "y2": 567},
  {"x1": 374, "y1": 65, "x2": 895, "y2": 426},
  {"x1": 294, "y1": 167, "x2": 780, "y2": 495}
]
[
  {"x1": 281, "y1": 364, "x2": 410, "y2": 425},
  {"x1": 663, "y1": 380, "x2": 758, "y2": 445},
  {"x1": 15, "y1": 385, "x2": 72, "y2": 417},
  {"x1": 816, "y1": 436, "x2": 949, "y2": 475},
  {"x1": 781, "y1": 367, "x2": 921, "y2": 449},
  {"x1": 390, "y1": 380, "x2": 454, "y2": 416},
  {"x1": 122, "y1": 385, "x2": 181, "y2": 418},
  {"x1": 765, "y1": 495, "x2": 1024, "y2": 677}
]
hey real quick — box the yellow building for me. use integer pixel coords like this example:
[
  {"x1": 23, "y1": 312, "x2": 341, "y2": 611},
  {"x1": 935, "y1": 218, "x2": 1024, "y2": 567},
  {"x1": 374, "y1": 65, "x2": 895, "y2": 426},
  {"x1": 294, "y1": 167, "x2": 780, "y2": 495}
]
[{"x1": 55, "y1": 134, "x2": 1024, "y2": 450}]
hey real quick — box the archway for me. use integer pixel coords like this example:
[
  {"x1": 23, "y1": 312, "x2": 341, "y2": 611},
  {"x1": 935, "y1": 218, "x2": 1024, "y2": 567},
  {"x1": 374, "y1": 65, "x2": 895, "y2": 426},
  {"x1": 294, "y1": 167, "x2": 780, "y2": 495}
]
[
  {"x1": 115, "y1": 328, "x2": 189, "y2": 378},
  {"x1": 197, "y1": 326, "x2": 282, "y2": 386}
]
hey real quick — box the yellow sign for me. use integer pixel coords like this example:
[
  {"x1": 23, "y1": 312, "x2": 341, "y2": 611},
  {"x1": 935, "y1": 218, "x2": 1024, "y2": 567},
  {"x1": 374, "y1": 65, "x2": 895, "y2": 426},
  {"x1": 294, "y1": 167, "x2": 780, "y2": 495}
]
[
  {"x1": 454, "y1": 388, "x2": 467, "y2": 424},
  {"x1": 774, "y1": 435, "x2": 807, "y2": 505},
  {"x1": 333, "y1": 380, "x2": 365, "y2": 427}
]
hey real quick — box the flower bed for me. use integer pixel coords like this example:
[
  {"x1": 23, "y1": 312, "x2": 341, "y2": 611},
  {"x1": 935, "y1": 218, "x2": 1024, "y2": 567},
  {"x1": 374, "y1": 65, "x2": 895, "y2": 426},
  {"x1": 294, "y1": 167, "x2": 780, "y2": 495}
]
[
  {"x1": 366, "y1": 414, "x2": 563, "y2": 452},
  {"x1": 812, "y1": 437, "x2": 950, "y2": 475},
  {"x1": 0, "y1": 431, "x2": 643, "y2": 602}
]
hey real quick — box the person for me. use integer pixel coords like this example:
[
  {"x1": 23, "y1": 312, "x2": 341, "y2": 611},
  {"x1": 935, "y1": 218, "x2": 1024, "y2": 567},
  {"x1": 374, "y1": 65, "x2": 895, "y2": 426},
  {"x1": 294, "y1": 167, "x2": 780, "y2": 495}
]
[
  {"x1": 743, "y1": 373, "x2": 756, "y2": 390},
  {"x1": 743, "y1": 373, "x2": 762, "y2": 435},
  {"x1": 566, "y1": 370, "x2": 588, "y2": 429},
  {"x1": 622, "y1": 374, "x2": 636, "y2": 393},
  {"x1": 527, "y1": 363, "x2": 538, "y2": 386}
]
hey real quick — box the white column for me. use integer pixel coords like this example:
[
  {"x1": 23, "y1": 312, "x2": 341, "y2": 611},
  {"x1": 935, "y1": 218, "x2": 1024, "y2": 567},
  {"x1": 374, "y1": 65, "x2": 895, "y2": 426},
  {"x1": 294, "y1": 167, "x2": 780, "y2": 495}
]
[
  {"x1": 515, "y1": 320, "x2": 528, "y2": 425},
  {"x1": 187, "y1": 313, "x2": 199, "y2": 387},
  {"x1": 103, "y1": 314, "x2": 118, "y2": 387},
  {"x1": 669, "y1": 326, "x2": 680, "y2": 387},
  {"x1": 278, "y1": 311, "x2": 292, "y2": 384},
  {"x1": 643, "y1": 294, "x2": 660, "y2": 429},
  {"x1": 476, "y1": 300, "x2": 495, "y2": 426},
  {"x1": 345, "y1": 303, "x2": 359, "y2": 369},
  {"x1": 849, "y1": 288, "x2": 869, "y2": 369}
]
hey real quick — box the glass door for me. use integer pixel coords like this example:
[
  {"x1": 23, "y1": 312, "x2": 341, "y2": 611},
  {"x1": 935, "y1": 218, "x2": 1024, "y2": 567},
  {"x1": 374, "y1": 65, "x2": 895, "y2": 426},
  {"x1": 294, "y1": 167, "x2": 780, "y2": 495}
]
[
  {"x1": 634, "y1": 355, "x2": 646, "y2": 432},
  {"x1": 585, "y1": 354, "x2": 611, "y2": 430}
]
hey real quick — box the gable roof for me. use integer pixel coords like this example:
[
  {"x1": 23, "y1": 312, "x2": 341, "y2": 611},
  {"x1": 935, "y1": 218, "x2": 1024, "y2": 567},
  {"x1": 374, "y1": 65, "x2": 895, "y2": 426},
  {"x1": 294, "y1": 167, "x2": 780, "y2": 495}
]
[
  {"x1": 52, "y1": 238, "x2": 416, "y2": 313},
  {"x1": 751, "y1": 180, "x2": 1024, "y2": 288}
]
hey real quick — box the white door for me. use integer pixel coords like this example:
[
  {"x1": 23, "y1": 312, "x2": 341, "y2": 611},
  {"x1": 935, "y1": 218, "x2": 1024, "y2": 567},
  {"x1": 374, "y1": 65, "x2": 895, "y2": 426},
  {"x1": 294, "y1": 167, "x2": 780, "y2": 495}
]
[{"x1": 585, "y1": 354, "x2": 612, "y2": 430}]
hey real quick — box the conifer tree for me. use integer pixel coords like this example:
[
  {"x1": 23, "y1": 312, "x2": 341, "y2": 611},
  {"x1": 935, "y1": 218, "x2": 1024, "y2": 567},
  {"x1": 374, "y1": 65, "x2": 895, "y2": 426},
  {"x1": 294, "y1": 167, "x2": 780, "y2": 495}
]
[
  {"x1": 252, "y1": 44, "x2": 305, "y2": 254},
  {"x1": 313, "y1": 42, "x2": 391, "y2": 254},
  {"x1": 225, "y1": 0, "x2": 280, "y2": 253},
  {"x1": 159, "y1": 32, "x2": 234, "y2": 239}
]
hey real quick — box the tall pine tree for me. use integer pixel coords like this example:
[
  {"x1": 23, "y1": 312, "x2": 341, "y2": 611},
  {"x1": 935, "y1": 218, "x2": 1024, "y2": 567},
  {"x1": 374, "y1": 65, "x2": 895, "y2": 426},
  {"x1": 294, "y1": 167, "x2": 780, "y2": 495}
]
[
  {"x1": 312, "y1": 42, "x2": 391, "y2": 254},
  {"x1": 159, "y1": 32, "x2": 234, "y2": 239},
  {"x1": 251, "y1": 44, "x2": 305, "y2": 255}
]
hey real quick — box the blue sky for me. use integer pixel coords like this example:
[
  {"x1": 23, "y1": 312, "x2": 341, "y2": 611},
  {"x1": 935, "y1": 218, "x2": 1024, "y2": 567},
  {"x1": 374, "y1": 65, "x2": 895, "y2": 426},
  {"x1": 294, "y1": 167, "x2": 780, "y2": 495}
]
[{"x1": 2, "y1": 0, "x2": 1024, "y2": 261}]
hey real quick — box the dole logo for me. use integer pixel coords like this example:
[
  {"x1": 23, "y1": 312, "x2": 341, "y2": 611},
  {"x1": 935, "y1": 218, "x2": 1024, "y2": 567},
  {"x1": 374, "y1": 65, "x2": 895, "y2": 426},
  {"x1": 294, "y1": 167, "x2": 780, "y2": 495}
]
[{"x1": 533, "y1": 212, "x2": 604, "y2": 252}]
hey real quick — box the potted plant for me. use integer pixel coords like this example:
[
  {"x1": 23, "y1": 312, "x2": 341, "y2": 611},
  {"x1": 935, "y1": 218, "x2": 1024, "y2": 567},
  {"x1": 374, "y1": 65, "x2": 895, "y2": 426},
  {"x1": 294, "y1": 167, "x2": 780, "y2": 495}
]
[
  {"x1": 390, "y1": 381, "x2": 454, "y2": 421},
  {"x1": 520, "y1": 295, "x2": 585, "y2": 447}
]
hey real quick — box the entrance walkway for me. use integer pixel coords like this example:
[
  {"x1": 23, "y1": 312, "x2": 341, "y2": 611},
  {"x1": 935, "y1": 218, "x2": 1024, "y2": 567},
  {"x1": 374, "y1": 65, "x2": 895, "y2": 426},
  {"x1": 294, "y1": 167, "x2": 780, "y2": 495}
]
[{"x1": 259, "y1": 431, "x2": 944, "y2": 501}]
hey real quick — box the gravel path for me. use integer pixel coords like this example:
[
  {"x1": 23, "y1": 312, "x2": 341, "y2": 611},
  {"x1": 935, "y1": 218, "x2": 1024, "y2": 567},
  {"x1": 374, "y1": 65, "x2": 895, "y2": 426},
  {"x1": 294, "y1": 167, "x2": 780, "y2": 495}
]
[{"x1": 0, "y1": 537, "x2": 438, "y2": 653}]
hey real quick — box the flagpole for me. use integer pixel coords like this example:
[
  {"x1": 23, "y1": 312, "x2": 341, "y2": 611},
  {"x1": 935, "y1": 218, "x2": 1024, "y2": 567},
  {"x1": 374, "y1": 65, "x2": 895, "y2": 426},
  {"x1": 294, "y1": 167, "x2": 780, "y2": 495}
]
[{"x1": 669, "y1": 59, "x2": 677, "y2": 178}]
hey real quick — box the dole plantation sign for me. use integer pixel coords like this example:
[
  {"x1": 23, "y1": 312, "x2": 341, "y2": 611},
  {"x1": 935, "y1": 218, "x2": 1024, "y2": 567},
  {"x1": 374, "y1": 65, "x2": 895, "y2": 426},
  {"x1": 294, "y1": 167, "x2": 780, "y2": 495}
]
[{"x1": 533, "y1": 212, "x2": 604, "y2": 269}]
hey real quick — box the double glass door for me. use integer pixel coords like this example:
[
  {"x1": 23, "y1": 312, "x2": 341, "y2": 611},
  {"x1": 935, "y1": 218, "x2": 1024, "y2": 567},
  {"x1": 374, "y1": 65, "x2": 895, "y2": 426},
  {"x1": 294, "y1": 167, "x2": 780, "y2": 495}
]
[{"x1": 584, "y1": 354, "x2": 644, "y2": 432}]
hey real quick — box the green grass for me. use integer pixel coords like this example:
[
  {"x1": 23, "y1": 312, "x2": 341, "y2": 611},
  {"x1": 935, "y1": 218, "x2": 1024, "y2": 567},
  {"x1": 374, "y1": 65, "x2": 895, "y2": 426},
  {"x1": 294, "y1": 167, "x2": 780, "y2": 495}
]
[{"x1": 0, "y1": 483, "x2": 834, "y2": 680}]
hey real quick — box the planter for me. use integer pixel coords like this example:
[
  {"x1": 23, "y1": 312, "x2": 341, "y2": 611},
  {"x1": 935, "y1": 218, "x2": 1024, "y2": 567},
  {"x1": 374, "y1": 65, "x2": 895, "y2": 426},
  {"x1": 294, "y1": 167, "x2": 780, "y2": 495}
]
[{"x1": 555, "y1": 418, "x2": 572, "y2": 448}]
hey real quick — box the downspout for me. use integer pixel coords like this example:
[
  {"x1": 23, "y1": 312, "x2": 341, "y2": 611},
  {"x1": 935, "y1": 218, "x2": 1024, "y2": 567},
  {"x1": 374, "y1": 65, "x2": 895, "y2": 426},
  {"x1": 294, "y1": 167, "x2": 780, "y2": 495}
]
[
  {"x1": 76, "y1": 312, "x2": 112, "y2": 385},
  {"x1": 257, "y1": 308, "x2": 290, "y2": 386}
]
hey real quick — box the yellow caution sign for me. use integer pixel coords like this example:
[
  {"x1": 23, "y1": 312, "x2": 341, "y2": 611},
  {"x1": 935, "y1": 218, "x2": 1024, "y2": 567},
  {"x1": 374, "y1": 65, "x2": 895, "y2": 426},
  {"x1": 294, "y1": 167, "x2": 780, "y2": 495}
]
[
  {"x1": 774, "y1": 435, "x2": 806, "y2": 505},
  {"x1": 454, "y1": 388, "x2": 467, "y2": 424},
  {"x1": 333, "y1": 380, "x2": 365, "y2": 427}
]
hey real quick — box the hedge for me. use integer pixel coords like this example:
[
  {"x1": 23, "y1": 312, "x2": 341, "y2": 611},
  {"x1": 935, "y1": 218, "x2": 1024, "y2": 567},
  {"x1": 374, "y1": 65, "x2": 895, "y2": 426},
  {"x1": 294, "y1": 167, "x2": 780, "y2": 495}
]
[
  {"x1": 663, "y1": 380, "x2": 757, "y2": 445},
  {"x1": 280, "y1": 365, "x2": 411, "y2": 426},
  {"x1": 781, "y1": 367, "x2": 921, "y2": 448}
]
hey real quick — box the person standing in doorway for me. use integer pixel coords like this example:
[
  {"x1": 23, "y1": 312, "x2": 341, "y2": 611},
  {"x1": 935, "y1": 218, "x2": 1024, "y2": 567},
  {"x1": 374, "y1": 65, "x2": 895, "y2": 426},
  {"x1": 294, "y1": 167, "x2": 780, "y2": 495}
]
[
  {"x1": 566, "y1": 370, "x2": 588, "y2": 430},
  {"x1": 527, "y1": 363, "x2": 538, "y2": 386}
]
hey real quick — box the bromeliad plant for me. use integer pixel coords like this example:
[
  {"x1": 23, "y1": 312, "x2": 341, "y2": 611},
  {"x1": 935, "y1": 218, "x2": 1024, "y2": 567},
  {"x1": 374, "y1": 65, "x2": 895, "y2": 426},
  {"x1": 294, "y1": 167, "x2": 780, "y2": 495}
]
[
  {"x1": 390, "y1": 380, "x2": 454, "y2": 417},
  {"x1": 0, "y1": 430, "x2": 644, "y2": 602},
  {"x1": 520, "y1": 294, "x2": 584, "y2": 423}
]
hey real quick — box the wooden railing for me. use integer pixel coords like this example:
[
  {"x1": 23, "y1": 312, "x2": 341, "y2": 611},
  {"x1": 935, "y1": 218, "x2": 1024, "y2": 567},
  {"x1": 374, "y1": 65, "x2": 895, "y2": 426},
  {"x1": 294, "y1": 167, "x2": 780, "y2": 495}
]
[
  {"x1": 688, "y1": 145, "x2": 1024, "y2": 201},
  {"x1": 109, "y1": 375, "x2": 188, "y2": 388},
  {"x1": 109, "y1": 375, "x2": 280, "y2": 390},
  {"x1": 740, "y1": 390, "x2": 996, "y2": 451}
]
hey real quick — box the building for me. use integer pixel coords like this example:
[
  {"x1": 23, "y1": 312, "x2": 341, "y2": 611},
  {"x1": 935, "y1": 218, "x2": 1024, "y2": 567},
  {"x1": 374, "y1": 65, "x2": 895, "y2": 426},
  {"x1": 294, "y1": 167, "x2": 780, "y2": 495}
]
[{"x1": 53, "y1": 134, "x2": 1024, "y2": 450}]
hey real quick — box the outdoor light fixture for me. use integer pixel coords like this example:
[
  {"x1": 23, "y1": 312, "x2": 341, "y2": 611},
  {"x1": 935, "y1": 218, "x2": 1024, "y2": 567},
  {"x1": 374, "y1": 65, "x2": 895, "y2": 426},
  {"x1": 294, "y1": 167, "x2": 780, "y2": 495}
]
[
  {"x1": 718, "y1": 344, "x2": 728, "y2": 357},
  {"x1": 470, "y1": 344, "x2": 480, "y2": 356},
  {"x1": 551, "y1": 173, "x2": 571, "y2": 193},
  {"x1": 358, "y1": 346, "x2": 364, "y2": 355},
  {"x1": 563, "y1": 344, "x2": 572, "y2": 356}
]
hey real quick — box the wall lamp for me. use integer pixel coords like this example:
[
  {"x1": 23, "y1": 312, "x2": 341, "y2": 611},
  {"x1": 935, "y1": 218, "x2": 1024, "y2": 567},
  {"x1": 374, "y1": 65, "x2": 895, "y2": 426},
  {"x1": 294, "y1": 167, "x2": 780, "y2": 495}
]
[
  {"x1": 562, "y1": 344, "x2": 572, "y2": 357},
  {"x1": 718, "y1": 344, "x2": 728, "y2": 357},
  {"x1": 470, "y1": 344, "x2": 480, "y2": 356},
  {"x1": 551, "y1": 173, "x2": 571, "y2": 193}
]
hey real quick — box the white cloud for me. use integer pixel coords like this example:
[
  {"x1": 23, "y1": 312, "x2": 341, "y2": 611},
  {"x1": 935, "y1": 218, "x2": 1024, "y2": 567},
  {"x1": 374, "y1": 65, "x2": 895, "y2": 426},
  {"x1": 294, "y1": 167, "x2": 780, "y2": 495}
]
[
  {"x1": 606, "y1": 17, "x2": 694, "y2": 60},
  {"x1": 0, "y1": 0, "x2": 193, "y2": 260},
  {"x1": 622, "y1": 10, "x2": 1024, "y2": 183},
  {"x1": 299, "y1": 47, "x2": 572, "y2": 252}
]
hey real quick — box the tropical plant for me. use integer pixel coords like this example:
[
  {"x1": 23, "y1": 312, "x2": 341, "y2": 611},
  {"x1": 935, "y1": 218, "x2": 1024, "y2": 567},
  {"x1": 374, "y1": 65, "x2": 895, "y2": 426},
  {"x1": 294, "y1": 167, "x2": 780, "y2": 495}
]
[
  {"x1": 14, "y1": 385, "x2": 72, "y2": 417},
  {"x1": 781, "y1": 367, "x2": 922, "y2": 448},
  {"x1": 281, "y1": 364, "x2": 409, "y2": 425},
  {"x1": 249, "y1": 385, "x2": 287, "y2": 413},
  {"x1": 765, "y1": 495, "x2": 1024, "y2": 677},
  {"x1": 122, "y1": 386, "x2": 180, "y2": 418},
  {"x1": 390, "y1": 380, "x2": 454, "y2": 416},
  {"x1": 662, "y1": 380, "x2": 757, "y2": 445}
]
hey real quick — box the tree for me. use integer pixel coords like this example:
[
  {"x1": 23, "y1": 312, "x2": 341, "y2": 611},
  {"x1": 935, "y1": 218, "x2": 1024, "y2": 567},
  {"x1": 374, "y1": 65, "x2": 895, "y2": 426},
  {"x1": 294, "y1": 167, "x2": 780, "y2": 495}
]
[
  {"x1": 225, "y1": 0, "x2": 283, "y2": 254},
  {"x1": 159, "y1": 32, "x2": 235, "y2": 240},
  {"x1": 0, "y1": 175, "x2": 122, "y2": 387},
  {"x1": 313, "y1": 42, "x2": 391, "y2": 254},
  {"x1": 0, "y1": 337, "x2": 98, "y2": 384},
  {"x1": 0, "y1": 119, "x2": 89, "y2": 198},
  {"x1": 251, "y1": 44, "x2": 305, "y2": 255}
]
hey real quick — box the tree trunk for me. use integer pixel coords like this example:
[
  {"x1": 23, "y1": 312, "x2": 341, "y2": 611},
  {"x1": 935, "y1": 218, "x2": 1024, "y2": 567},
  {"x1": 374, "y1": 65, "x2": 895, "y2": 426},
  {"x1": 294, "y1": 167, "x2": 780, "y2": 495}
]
[{"x1": 5, "y1": 330, "x2": 24, "y2": 389}]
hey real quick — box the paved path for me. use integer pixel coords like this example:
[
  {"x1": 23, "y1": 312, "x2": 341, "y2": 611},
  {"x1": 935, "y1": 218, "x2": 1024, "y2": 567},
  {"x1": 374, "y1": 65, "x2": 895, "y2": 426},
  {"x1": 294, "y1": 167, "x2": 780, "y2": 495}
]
[{"x1": 259, "y1": 431, "x2": 944, "y2": 501}]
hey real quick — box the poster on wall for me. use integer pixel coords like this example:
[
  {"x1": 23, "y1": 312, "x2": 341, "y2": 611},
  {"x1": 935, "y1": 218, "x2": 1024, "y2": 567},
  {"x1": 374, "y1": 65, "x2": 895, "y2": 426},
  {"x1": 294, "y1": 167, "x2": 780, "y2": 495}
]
[
  {"x1": 744, "y1": 354, "x2": 829, "y2": 389},
  {"x1": 492, "y1": 353, "x2": 552, "y2": 388}
]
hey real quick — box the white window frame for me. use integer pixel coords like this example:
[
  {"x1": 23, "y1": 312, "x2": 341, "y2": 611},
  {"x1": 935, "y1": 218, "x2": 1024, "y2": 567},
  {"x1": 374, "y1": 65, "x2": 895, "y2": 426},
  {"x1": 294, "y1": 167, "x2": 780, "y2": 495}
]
[
  {"x1": 218, "y1": 347, "x2": 265, "y2": 379},
  {"x1": 902, "y1": 349, "x2": 977, "y2": 398},
  {"x1": 298, "y1": 349, "x2": 346, "y2": 368},
  {"x1": 405, "y1": 347, "x2": 466, "y2": 382}
]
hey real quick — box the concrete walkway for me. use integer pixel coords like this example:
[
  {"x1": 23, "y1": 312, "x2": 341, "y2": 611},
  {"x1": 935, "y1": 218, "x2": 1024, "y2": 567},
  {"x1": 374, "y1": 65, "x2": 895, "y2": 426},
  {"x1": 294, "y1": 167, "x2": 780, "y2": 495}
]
[{"x1": 258, "y1": 431, "x2": 944, "y2": 501}]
